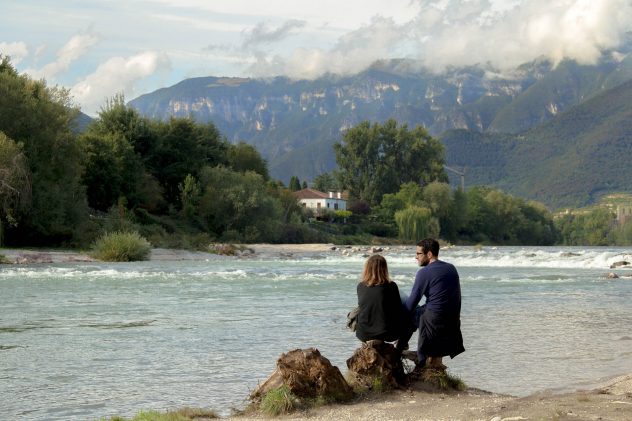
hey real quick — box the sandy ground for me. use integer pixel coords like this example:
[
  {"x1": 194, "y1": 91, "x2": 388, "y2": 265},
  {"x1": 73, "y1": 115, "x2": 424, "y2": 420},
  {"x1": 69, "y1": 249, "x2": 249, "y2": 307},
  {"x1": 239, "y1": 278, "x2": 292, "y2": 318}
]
[{"x1": 230, "y1": 373, "x2": 632, "y2": 421}]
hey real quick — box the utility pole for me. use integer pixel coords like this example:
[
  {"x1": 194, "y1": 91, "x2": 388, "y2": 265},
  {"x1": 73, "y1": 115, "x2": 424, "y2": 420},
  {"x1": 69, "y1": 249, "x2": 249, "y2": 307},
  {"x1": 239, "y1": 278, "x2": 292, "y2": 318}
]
[{"x1": 443, "y1": 165, "x2": 465, "y2": 191}]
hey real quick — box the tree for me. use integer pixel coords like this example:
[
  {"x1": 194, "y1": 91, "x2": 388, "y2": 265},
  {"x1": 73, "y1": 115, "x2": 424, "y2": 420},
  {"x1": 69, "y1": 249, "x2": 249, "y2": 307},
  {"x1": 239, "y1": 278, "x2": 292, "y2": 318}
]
[
  {"x1": 288, "y1": 175, "x2": 302, "y2": 191},
  {"x1": 227, "y1": 141, "x2": 268, "y2": 179},
  {"x1": 198, "y1": 166, "x2": 281, "y2": 242},
  {"x1": 312, "y1": 172, "x2": 341, "y2": 192},
  {"x1": 376, "y1": 182, "x2": 423, "y2": 222},
  {"x1": 151, "y1": 117, "x2": 227, "y2": 204},
  {"x1": 0, "y1": 132, "x2": 31, "y2": 242},
  {"x1": 0, "y1": 56, "x2": 87, "y2": 244},
  {"x1": 395, "y1": 206, "x2": 439, "y2": 241},
  {"x1": 334, "y1": 119, "x2": 447, "y2": 205}
]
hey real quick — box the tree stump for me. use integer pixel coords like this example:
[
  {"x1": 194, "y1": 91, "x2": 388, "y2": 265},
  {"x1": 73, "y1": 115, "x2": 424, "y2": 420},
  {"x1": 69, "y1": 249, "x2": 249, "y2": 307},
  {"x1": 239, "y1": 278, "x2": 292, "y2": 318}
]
[
  {"x1": 346, "y1": 341, "x2": 406, "y2": 389},
  {"x1": 250, "y1": 348, "x2": 353, "y2": 403}
]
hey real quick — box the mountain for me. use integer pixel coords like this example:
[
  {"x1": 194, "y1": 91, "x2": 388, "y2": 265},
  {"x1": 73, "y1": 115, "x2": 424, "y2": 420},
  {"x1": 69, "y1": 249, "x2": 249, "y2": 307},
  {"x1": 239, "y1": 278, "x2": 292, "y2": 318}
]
[
  {"x1": 441, "y1": 78, "x2": 632, "y2": 208},
  {"x1": 128, "y1": 51, "x2": 632, "y2": 201}
]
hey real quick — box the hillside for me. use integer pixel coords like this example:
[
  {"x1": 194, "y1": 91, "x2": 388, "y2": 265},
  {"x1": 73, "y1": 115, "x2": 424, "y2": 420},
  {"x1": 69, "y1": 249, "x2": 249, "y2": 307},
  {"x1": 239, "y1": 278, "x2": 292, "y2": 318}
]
[
  {"x1": 128, "y1": 53, "x2": 632, "y2": 184},
  {"x1": 441, "y1": 78, "x2": 632, "y2": 208}
]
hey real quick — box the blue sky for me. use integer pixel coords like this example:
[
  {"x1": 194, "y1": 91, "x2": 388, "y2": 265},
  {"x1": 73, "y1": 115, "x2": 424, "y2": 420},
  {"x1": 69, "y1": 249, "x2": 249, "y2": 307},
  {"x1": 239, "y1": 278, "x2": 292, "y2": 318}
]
[{"x1": 2, "y1": 0, "x2": 631, "y2": 115}]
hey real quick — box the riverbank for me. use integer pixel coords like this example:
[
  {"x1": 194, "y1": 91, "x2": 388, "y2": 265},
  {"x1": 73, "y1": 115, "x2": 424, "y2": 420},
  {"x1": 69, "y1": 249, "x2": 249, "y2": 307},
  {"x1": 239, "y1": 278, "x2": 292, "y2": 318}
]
[
  {"x1": 229, "y1": 372, "x2": 632, "y2": 421},
  {"x1": 0, "y1": 243, "x2": 366, "y2": 264}
]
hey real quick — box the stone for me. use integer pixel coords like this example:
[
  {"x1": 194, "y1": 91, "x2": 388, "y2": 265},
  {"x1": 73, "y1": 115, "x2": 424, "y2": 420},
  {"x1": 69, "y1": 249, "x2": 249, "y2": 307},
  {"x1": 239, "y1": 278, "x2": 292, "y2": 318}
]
[
  {"x1": 607, "y1": 272, "x2": 620, "y2": 279},
  {"x1": 610, "y1": 261, "x2": 630, "y2": 269},
  {"x1": 251, "y1": 348, "x2": 353, "y2": 403}
]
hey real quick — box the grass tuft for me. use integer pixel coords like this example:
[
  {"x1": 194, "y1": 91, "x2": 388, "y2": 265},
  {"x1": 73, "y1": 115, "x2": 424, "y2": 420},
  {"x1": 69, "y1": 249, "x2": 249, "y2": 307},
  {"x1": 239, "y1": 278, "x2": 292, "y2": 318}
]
[
  {"x1": 421, "y1": 369, "x2": 467, "y2": 391},
  {"x1": 91, "y1": 231, "x2": 151, "y2": 262},
  {"x1": 259, "y1": 385, "x2": 299, "y2": 416},
  {"x1": 101, "y1": 407, "x2": 218, "y2": 421}
]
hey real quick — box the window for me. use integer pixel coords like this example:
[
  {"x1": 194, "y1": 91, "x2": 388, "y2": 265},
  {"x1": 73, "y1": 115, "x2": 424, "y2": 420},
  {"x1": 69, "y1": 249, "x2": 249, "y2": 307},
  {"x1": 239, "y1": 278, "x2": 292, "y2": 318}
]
[{"x1": 334, "y1": 203, "x2": 339, "y2": 210}]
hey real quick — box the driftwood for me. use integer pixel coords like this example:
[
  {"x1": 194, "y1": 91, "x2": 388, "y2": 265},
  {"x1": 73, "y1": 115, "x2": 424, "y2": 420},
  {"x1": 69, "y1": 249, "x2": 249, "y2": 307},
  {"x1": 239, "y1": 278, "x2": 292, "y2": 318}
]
[
  {"x1": 346, "y1": 341, "x2": 406, "y2": 389},
  {"x1": 250, "y1": 348, "x2": 353, "y2": 402}
]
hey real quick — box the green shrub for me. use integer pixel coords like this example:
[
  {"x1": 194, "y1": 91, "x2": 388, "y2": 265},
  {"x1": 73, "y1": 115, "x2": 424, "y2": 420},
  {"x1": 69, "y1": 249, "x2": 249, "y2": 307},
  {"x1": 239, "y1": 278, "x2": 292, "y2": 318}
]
[
  {"x1": 260, "y1": 385, "x2": 299, "y2": 416},
  {"x1": 91, "y1": 231, "x2": 151, "y2": 262}
]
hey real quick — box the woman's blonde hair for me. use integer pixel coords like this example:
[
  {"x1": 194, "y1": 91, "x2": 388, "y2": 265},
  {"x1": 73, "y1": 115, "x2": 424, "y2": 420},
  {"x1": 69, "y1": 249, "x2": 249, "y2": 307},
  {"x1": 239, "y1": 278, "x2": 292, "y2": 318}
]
[{"x1": 361, "y1": 254, "x2": 391, "y2": 286}]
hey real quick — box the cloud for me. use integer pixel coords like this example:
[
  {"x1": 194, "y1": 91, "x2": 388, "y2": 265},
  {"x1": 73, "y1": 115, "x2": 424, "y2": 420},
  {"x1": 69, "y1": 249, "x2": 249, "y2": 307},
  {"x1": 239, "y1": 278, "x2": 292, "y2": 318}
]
[
  {"x1": 242, "y1": 20, "x2": 306, "y2": 48},
  {"x1": 72, "y1": 51, "x2": 171, "y2": 115},
  {"x1": 408, "y1": 0, "x2": 632, "y2": 72},
  {"x1": 0, "y1": 41, "x2": 29, "y2": 64},
  {"x1": 239, "y1": 0, "x2": 632, "y2": 78},
  {"x1": 28, "y1": 32, "x2": 100, "y2": 80},
  {"x1": 247, "y1": 16, "x2": 406, "y2": 78}
]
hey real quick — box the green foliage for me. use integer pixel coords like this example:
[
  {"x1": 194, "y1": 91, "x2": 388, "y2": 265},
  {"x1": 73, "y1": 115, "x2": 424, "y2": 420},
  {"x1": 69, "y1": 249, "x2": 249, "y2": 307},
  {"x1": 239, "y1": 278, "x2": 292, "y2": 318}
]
[
  {"x1": 198, "y1": 166, "x2": 281, "y2": 242},
  {"x1": 227, "y1": 141, "x2": 268, "y2": 179},
  {"x1": 395, "y1": 206, "x2": 440, "y2": 241},
  {"x1": 312, "y1": 172, "x2": 341, "y2": 192},
  {"x1": 443, "y1": 78, "x2": 632, "y2": 209},
  {"x1": 459, "y1": 187, "x2": 558, "y2": 245},
  {"x1": 288, "y1": 175, "x2": 301, "y2": 191},
  {"x1": 178, "y1": 174, "x2": 200, "y2": 220},
  {"x1": 334, "y1": 119, "x2": 447, "y2": 205},
  {"x1": 91, "y1": 231, "x2": 151, "y2": 262},
  {"x1": 0, "y1": 132, "x2": 31, "y2": 231},
  {"x1": 555, "y1": 207, "x2": 616, "y2": 245},
  {"x1": 0, "y1": 56, "x2": 87, "y2": 245},
  {"x1": 259, "y1": 385, "x2": 299, "y2": 416}
]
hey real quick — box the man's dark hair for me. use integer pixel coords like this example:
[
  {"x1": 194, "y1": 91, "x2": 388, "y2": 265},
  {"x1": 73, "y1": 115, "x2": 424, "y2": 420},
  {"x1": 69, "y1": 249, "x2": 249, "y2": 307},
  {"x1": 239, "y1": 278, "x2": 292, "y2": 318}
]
[{"x1": 417, "y1": 238, "x2": 439, "y2": 257}]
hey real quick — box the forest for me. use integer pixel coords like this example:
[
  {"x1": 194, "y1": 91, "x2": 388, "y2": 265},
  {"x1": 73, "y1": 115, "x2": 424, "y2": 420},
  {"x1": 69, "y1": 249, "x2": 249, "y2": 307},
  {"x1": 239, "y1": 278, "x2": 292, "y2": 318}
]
[{"x1": 1, "y1": 56, "x2": 631, "y2": 250}]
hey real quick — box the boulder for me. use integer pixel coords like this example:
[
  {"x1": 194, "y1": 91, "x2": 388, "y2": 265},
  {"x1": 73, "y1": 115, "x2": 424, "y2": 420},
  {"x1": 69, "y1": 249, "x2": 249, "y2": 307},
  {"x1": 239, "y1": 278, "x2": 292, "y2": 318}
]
[
  {"x1": 251, "y1": 348, "x2": 353, "y2": 403},
  {"x1": 346, "y1": 341, "x2": 406, "y2": 389},
  {"x1": 606, "y1": 272, "x2": 620, "y2": 279},
  {"x1": 610, "y1": 261, "x2": 630, "y2": 269}
]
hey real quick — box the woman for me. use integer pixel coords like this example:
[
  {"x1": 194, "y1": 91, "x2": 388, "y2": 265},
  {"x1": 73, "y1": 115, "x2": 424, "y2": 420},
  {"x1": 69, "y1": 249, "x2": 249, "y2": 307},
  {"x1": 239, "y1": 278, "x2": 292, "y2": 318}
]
[{"x1": 355, "y1": 254, "x2": 406, "y2": 343}]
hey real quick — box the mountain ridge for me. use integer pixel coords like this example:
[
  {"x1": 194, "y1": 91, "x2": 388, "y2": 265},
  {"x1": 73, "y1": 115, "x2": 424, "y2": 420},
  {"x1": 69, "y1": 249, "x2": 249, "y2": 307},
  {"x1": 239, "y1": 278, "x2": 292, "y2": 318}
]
[{"x1": 128, "y1": 53, "x2": 632, "y2": 207}]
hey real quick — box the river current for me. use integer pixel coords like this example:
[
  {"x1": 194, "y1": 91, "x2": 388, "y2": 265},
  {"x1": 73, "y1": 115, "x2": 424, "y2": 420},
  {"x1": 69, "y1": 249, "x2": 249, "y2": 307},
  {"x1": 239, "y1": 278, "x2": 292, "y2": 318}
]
[{"x1": 2, "y1": 246, "x2": 632, "y2": 420}]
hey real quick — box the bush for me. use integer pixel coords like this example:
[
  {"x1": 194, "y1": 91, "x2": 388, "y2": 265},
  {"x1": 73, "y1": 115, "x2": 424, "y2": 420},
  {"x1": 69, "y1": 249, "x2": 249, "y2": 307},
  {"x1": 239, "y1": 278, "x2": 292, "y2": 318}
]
[
  {"x1": 260, "y1": 385, "x2": 299, "y2": 416},
  {"x1": 91, "y1": 231, "x2": 151, "y2": 262}
]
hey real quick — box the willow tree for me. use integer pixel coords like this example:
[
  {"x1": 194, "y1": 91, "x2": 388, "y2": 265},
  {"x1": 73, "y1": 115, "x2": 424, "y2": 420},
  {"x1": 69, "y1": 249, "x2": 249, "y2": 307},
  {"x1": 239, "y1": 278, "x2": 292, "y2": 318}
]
[{"x1": 394, "y1": 206, "x2": 439, "y2": 241}]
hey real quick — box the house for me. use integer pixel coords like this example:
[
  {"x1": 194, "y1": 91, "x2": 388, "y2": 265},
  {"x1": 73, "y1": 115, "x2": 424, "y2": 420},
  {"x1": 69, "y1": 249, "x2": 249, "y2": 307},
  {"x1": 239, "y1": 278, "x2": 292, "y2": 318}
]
[{"x1": 294, "y1": 188, "x2": 347, "y2": 213}]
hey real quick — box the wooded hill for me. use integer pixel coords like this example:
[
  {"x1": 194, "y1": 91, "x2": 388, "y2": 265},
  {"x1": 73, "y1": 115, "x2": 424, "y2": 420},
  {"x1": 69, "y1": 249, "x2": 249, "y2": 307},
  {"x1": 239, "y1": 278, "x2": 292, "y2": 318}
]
[{"x1": 441, "y1": 78, "x2": 632, "y2": 209}]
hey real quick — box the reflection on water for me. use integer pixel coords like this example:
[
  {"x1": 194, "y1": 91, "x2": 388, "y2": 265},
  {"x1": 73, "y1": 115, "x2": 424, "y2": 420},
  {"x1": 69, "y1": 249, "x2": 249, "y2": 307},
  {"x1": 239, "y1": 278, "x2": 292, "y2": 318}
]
[{"x1": 1, "y1": 246, "x2": 632, "y2": 420}]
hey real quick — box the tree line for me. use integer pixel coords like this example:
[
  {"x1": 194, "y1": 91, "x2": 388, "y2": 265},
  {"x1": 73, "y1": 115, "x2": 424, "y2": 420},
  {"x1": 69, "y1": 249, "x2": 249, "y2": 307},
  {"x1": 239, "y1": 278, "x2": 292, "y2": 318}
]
[{"x1": 1, "y1": 56, "x2": 628, "y2": 248}]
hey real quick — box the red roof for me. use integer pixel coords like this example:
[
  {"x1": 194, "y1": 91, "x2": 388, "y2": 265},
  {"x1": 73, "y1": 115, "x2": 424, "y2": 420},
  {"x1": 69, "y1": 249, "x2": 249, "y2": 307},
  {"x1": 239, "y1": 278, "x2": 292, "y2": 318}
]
[{"x1": 293, "y1": 188, "x2": 347, "y2": 200}]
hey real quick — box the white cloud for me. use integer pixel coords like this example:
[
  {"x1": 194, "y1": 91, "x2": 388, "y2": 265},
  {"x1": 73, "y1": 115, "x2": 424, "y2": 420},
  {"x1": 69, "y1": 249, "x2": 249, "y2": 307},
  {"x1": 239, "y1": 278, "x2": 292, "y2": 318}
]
[
  {"x1": 28, "y1": 32, "x2": 100, "y2": 80},
  {"x1": 0, "y1": 41, "x2": 29, "y2": 64},
  {"x1": 72, "y1": 51, "x2": 171, "y2": 115},
  {"x1": 409, "y1": 0, "x2": 632, "y2": 72},
  {"x1": 247, "y1": 16, "x2": 408, "y2": 78},
  {"x1": 242, "y1": 20, "x2": 306, "y2": 48},
  {"x1": 236, "y1": 0, "x2": 632, "y2": 78}
]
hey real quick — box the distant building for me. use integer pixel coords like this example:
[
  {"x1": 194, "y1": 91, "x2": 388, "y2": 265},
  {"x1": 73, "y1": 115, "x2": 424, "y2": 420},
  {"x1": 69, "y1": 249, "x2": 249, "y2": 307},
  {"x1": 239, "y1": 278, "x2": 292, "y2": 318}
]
[{"x1": 294, "y1": 188, "x2": 347, "y2": 214}]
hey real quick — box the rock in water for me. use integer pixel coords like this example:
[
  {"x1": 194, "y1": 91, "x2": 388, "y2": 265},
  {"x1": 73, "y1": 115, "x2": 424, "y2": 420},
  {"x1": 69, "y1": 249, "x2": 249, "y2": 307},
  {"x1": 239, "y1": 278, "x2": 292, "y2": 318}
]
[
  {"x1": 346, "y1": 341, "x2": 406, "y2": 389},
  {"x1": 251, "y1": 348, "x2": 353, "y2": 403},
  {"x1": 610, "y1": 261, "x2": 630, "y2": 269}
]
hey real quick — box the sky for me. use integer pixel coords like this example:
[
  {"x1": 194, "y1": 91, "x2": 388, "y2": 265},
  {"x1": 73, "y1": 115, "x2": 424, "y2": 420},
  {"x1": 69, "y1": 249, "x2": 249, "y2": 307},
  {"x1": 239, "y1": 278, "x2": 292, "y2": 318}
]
[{"x1": 2, "y1": 0, "x2": 632, "y2": 115}]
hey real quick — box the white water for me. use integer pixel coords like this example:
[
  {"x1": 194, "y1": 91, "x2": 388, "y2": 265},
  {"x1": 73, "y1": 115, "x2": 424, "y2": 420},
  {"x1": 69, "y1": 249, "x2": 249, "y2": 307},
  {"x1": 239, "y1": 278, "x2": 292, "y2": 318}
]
[{"x1": 1, "y1": 246, "x2": 632, "y2": 420}]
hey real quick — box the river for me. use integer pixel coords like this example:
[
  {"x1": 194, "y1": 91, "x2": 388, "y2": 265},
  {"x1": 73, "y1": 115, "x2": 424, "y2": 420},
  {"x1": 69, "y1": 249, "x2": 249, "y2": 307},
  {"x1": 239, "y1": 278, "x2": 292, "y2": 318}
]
[{"x1": 1, "y1": 246, "x2": 632, "y2": 420}]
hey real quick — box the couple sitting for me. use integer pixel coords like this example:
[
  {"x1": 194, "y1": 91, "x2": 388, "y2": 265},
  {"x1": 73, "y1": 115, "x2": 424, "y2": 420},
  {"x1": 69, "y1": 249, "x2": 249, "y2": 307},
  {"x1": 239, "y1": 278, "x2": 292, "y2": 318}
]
[{"x1": 354, "y1": 238, "x2": 464, "y2": 370}]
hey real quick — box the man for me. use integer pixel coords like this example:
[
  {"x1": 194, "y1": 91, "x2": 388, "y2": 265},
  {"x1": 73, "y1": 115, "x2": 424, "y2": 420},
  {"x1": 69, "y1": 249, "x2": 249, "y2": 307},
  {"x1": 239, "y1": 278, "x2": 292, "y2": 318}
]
[{"x1": 402, "y1": 238, "x2": 464, "y2": 368}]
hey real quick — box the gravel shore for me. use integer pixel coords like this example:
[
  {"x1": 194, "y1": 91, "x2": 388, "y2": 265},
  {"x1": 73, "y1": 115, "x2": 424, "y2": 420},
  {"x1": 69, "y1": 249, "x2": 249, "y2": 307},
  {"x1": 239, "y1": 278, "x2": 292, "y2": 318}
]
[{"x1": 230, "y1": 373, "x2": 632, "y2": 421}]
